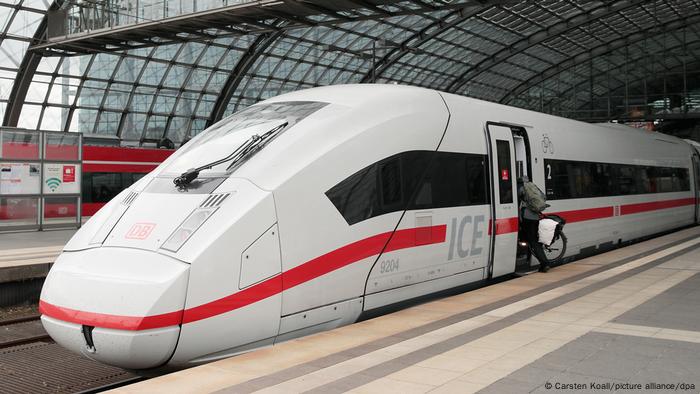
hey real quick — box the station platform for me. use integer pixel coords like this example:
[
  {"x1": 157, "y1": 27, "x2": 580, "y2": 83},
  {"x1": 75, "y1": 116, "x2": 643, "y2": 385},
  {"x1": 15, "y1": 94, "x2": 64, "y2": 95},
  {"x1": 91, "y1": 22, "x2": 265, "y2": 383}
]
[
  {"x1": 0, "y1": 229, "x2": 75, "y2": 284},
  {"x1": 110, "y1": 226, "x2": 700, "y2": 394}
]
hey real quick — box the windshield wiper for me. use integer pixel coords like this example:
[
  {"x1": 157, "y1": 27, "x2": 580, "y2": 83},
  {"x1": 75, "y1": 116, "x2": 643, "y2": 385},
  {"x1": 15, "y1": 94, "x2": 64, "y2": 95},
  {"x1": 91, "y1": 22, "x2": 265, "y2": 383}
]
[{"x1": 174, "y1": 122, "x2": 288, "y2": 188}]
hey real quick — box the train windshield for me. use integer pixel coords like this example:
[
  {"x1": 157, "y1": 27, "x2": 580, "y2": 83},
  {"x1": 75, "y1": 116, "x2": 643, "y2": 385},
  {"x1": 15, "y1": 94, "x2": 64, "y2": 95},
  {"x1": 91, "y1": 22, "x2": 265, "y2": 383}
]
[{"x1": 161, "y1": 101, "x2": 327, "y2": 177}]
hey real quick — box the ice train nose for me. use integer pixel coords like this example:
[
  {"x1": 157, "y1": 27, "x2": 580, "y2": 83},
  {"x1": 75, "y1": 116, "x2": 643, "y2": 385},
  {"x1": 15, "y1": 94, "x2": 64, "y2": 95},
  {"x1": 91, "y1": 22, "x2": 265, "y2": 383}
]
[{"x1": 39, "y1": 247, "x2": 189, "y2": 369}]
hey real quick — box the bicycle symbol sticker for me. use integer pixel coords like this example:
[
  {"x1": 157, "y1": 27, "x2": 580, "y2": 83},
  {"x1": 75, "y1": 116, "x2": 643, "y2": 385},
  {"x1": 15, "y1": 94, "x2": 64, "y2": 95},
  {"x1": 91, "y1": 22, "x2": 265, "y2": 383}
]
[{"x1": 542, "y1": 134, "x2": 554, "y2": 154}]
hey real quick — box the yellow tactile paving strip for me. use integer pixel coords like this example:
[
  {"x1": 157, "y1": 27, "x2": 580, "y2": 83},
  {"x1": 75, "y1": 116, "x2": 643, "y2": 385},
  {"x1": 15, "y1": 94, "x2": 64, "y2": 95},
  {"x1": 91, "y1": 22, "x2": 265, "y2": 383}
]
[{"x1": 113, "y1": 227, "x2": 700, "y2": 394}]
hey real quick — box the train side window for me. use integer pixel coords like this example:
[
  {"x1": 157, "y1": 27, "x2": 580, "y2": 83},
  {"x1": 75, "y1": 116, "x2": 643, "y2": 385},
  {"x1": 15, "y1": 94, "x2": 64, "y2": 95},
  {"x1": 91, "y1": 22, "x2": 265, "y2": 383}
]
[
  {"x1": 432, "y1": 154, "x2": 469, "y2": 207},
  {"x1": 81, "y1": 173, "x2": 93, "y2": 203},
  {"x1": 468, "y1": 157, "x2": 489, "y2": 205},
  {"x1": 676, "y1": 168, "x2": 690, "y2": 191},
  {"x1": 544, "y1": 160, "x2": 570, "y2": 199},
  {"x1": 379, "y1": 159, "x2": 403, "y2": 210},
  {"x1": 132, "y1": 173, "x2": 146, "y2": 183},
  {"x1": 616, "y1": 165, "x2": 632, "y2": 195},
  {"x1": 652, "y1": 167, "x2": 689, "y2": 193},
  {"x1": 400, "y1": 151, "x2": 432, "y2": 206},
  {"x1": 495, "y1": 140, "x2": 513, "y2": 204},
  {"x1": 569, "y1": 162, "x2": 590, "y2": 198},
  {"x1": 546, "y1": 159, "x2": 690, "y2": 200},
  {"x1": 326, "y1": 165, "x2": 379, "y2": 225},
  {"x1": 327, "y1": 151, "x2": 489, "y2": 225},
  {"x1": 591, "y1": 163, "x2": 615, "y2": 197},
  {"x1": 90, "y1": 173, "x2": 123, "y2": 203},
  {"x1": 121, "y1": 173, "x2": 131, "y2": 190},
  {"x1": 120, "y1": 172, "x2": 144, "y2": 189},
  {"x1": 647, "y1": 166, "x2": 661, "y2": 193},
  {"x1": 410, "y1": 154, "x2": 451, "y2": 209},
  {"x1": 408, "y1": 153, "x2": 488, "y2": 210},
  {"x1": 411, "y1": 153, "x2": 465, "y2": 209},
  {"x1": 82, "y1": 172, "x2": 148, "y2": 204}
]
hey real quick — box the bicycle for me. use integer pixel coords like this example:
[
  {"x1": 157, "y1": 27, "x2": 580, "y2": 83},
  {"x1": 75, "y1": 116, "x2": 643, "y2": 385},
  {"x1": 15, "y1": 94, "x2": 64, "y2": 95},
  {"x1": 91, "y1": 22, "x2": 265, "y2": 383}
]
[{"x1": 532, "y1": 213, "x2": 567, "y2": 266}]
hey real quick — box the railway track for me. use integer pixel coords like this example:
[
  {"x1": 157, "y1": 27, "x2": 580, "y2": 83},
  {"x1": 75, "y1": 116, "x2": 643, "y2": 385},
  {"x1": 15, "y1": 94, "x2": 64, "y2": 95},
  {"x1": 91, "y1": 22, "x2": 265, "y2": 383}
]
[
  {"x1": 0, "y1": 314, "x2": 41, "y2": 325},
  {"x1": 0, "y1": 313, "x2": 149, "y2": 393},
  {"x1": 0, "y1": 314, "x2": 51, "y2": 348},
  {"x1": 75, "y1": 376, "x2": 148, "y2": 394}
]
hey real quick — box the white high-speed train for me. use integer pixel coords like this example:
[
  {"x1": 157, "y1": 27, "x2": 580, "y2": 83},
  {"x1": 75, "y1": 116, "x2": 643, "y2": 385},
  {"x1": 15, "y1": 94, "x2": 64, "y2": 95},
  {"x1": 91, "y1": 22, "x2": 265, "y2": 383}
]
[{"x1": 40, "y1": 85, "x2": 700, "y2": 369}]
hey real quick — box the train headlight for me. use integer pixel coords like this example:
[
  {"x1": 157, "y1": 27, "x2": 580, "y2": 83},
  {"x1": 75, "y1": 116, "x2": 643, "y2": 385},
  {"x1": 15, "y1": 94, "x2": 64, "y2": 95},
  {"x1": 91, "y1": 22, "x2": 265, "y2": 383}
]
[{"x1": 161, "y1": 207, "x2": 218, "y2": 252}]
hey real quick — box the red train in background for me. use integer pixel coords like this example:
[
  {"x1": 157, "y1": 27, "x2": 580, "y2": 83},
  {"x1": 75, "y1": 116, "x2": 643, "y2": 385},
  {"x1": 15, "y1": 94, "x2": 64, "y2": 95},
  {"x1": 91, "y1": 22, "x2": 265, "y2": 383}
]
[
  {"x1": 81, "y1": 146, "x2": 174, "y2": 216},
  {"x1": 0, "y1": 145, "x2": 174, "y2": 221}
]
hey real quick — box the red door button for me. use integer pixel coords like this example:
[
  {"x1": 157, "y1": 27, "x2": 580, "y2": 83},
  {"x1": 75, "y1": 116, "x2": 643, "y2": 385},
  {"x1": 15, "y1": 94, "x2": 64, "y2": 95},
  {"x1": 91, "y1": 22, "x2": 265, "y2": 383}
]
[{"x1": 501, "y1": 169, "x2": 509, "y2": 181}]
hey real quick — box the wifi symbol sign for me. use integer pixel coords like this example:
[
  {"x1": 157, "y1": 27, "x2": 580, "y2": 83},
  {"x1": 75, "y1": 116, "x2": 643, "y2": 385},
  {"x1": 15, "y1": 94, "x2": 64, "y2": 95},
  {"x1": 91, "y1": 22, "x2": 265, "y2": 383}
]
[{"x1": 46, "y1": 177, "x2": 62, "y2": 191}]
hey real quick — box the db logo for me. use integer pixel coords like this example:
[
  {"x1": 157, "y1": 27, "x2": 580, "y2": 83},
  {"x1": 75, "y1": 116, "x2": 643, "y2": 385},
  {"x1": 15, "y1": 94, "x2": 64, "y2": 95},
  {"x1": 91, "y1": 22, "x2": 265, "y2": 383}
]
[{"x1": 125, "y1": 223, "x2": 156, "y2": 240}]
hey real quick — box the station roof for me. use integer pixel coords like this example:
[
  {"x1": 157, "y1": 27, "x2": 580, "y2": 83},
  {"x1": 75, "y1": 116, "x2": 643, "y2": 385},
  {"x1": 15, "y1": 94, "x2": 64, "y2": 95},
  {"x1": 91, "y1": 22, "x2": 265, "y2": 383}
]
[{"x1": 1, "y1": 0, "x2": 699, "y2": 146}]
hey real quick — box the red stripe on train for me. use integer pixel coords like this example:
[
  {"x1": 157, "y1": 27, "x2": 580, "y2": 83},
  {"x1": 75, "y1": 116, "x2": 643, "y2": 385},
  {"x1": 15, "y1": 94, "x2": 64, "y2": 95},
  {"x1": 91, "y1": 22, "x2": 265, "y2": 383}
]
[
  {"x1": 487, "y1": 196, "x2": 694, "y2": 233},
  {"x1": 620, "y1": 197, "x2": 696, "y2": 215},
  {"x1": 39, "y1": 300, "x2": 183, "y2": 331},
  {"x1": 488, "y1": 217, "x2": 519, "y2": 235},
  {"x1": 181, "y1": 276, "x2": 284, "y2": 325},
  {"x1": 185, "y1": 225, "x2": 446, "y2": 324},
  {"x1": 40, "y1": 225, "x2": 447, "y2": 330},
  {"x1": 552, "y1": 206, "x2": 614, "y2": 223},
  {"x1": 83, "y1": 163, "x2": 158, "y2": 173},
  {"x1": 83, "y1": 146, "x2": 174, "y2": 163},
  {"x1": 82, "y1": 203, "x2": 105, "y2": 217},
  {"x1": 552, "y1": 197, "x2": 695, "y2": 221},
  {"x1": 0, "y1": 144, "x2": 173, "y2": 162},
  {"x1": 37, "y1": 197, "x2": 697, "y2": 330}
]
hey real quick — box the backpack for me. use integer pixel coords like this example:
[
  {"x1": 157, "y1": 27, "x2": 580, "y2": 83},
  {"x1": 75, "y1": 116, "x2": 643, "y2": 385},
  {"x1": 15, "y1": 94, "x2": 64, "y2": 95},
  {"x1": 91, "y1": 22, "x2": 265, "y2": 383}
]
[{"x1": 522, "y1": 181, "x2": 548, "y2": 213}]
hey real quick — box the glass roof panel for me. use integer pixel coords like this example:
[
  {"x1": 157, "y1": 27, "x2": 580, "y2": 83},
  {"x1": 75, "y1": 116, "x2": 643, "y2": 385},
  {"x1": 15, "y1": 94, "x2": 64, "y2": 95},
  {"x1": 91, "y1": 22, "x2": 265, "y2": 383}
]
[
  {"x1": 113, "y1": 58, "x2": 146, "y2": 83},
  {"x1": 0, "y1": 0, "x2": 698, "y2": 143}
]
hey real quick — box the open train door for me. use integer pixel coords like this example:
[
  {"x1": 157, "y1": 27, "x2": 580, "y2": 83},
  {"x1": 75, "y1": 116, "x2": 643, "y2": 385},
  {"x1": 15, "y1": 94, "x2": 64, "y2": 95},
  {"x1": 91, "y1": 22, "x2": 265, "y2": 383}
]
[{"x1": 485, "y1": 122, "x2": 519, "y2": 278}]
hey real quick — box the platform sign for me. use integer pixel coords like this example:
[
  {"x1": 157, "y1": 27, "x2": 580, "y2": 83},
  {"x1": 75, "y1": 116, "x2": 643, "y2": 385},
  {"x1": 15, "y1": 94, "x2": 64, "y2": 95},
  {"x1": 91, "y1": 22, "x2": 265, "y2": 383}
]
[
  {"x1": 0, "y1": 162, "x2": 41, "y2": 195},
  {"x1": 43, "y1": 163, "x2": 81, "y2": 194},
  {"x1": 0, "y1": 129, "x2": 82, "y2": 231}
]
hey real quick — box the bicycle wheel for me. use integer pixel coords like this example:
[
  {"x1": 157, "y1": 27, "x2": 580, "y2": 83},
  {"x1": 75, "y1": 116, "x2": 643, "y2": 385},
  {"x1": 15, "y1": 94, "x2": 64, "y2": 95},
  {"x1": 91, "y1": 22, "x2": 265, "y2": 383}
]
[{"x1": 542, "y1": 231, "x2": 567, "y2": 264}]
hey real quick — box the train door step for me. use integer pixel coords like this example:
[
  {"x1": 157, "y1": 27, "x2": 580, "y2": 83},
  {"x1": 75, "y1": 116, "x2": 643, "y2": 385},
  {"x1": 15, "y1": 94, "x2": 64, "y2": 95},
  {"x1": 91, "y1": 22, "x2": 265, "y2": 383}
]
[
  {"x1": 514, "y1": 255, "x2": 537, "y2": 275},
  {"x1": 515, "y1": 267, "x2": 540, "y2": 276}
]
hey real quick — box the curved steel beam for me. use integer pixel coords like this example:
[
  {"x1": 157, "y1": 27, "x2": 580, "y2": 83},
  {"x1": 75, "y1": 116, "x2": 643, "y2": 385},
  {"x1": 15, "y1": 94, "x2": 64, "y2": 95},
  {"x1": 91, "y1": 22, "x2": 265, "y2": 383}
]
[
  {"x1": 499, "y1": 13, "x2": 700, "y2": 105},
  {"x1": 570, "y1": 44, "x2": 700, "y2": 114},
  {"x1": 446, "y1": 0, "x2": 645, "y2": 93},
  {"x1": 531, "y1": 36, "x2": 700, "y2": 115},
  {"x1": 358, "y1": 1, "x2": 513, "y2": 84},
  {"x1": 207, "y1": 29, "x2": 284, "y2": 125},
  {"x1": 3, "y1": 2, "x2": 61, "y2": 127}
]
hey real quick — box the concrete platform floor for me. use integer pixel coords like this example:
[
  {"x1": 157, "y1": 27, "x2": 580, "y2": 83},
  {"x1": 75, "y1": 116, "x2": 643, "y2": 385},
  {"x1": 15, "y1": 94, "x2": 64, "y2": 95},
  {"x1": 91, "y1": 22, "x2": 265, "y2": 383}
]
[
  {"x1": 112, "y1": 226, "x2": 700, "y2": 393},
  {"x1": 0, "y1": 229, "x2": 75, "y2": 283}
]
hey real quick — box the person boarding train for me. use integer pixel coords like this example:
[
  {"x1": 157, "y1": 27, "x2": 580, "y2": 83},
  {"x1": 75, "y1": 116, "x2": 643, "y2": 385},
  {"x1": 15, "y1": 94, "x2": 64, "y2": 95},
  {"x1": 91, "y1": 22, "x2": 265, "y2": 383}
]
[{"x1": 517, "y1": 176, "x2": 550, "y2": 272}]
